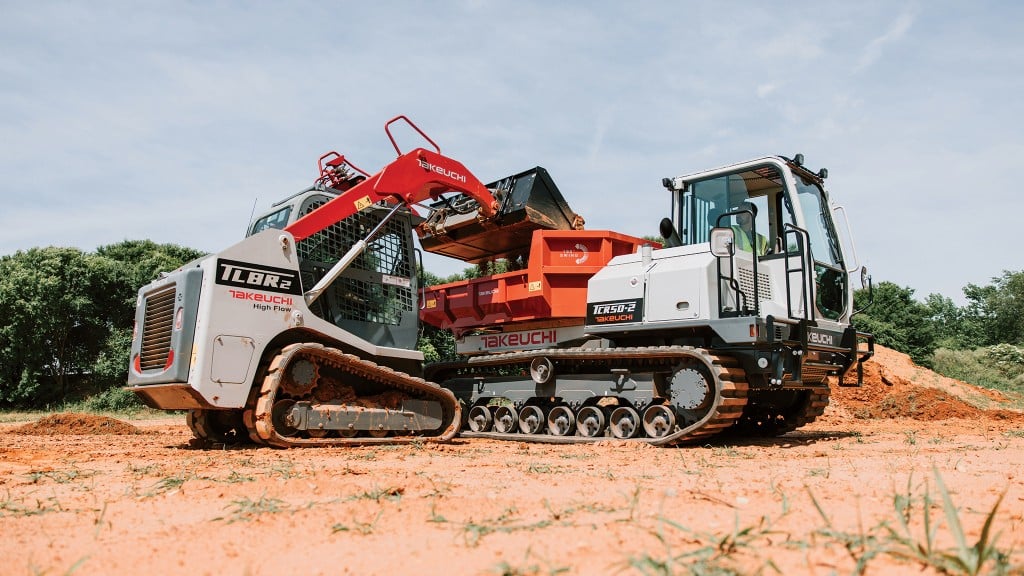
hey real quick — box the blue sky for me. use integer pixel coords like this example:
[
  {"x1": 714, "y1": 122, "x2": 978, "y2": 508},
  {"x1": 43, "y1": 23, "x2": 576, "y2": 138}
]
[{"x1": 1, "y1": 1, "x2": 1021, "y2": 303}]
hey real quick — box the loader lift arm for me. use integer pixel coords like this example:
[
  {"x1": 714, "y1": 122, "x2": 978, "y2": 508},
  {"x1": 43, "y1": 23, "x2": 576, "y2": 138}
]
[{"x1": 285, "y1": 116, "x2": 500, "y2": 243}]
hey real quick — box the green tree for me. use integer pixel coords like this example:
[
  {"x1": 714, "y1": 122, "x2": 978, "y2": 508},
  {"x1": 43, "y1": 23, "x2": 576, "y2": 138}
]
[
  {"x1": 89, "y1": 241, "x2": 206, "y2": 393},
  {"x1": 417, "y1": 268, "x2": 459, "y2": 363},
  {"x1": 0, "y1": 247, "x2": 130, "y2": 404},
  {"x1": 0, "y1": 241, "x2": 205, "y2": 407},
  {"x1": 853, "y1": 281, "x2": 935, "y2": 366},
  {"x1": 923, "y1": 293, "x2": 982, "y2": 350},
  {"x1": 96, "y1": 240, "x2": 205, "y2": 292},
  {"x1": 962, "y1": 270, "x2": 1024, "y2": 346}
]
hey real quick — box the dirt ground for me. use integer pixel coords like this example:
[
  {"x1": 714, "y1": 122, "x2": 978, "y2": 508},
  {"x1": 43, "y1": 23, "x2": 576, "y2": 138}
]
[{"x1": 1, "y1": 346, "x2": 1022, "y2": 575}]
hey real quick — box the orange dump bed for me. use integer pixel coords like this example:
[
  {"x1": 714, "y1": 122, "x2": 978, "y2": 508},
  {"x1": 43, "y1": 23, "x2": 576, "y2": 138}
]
[{"x1": 420, "y1": 230, "x2": 651, "y2": 337}]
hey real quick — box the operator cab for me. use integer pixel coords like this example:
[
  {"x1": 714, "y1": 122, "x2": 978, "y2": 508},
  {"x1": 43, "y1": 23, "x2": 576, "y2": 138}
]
[
  {"x1": 248, "y1": 187, "x2": 339, "y2": 237},
  {"x1": 661, "y1": 155, "x2": 852, "y2": 323},
  {"x1": 247, "y1": 185, "x2": 420, "y2": 350}
]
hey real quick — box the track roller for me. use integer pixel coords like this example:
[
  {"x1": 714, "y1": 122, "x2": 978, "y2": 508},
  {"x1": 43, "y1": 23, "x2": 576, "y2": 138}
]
[
  {"x1": 642, "y1": 404, "x2": 676, "y2": 438},
  {"x1": 493, "y1": 406, "x2": 518, "y2": 433},
  {"x1": 546, "y1": 405, "x2": 575, "y2": 436},
  {"x1": 576, "y1": 406, "x2": 606, "y2": 437},
  {"x1": 467, "y1": 405, "x2": 493, "y2": 433},
  {"x1": 518, "y1": 405, "x2": 546, "y2": 434},
  {"x1": 609, "y1": 406, "x2": 641, "y2": 439}
]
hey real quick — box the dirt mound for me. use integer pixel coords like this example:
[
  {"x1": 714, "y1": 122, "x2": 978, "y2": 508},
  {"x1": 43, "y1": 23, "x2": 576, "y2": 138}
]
[
  {"x1": 8, "y1": 413, "x2": 143, "y2": 435},
  {"x1": 831, "y1": 345, "x2": 1023, "y2": 421}
]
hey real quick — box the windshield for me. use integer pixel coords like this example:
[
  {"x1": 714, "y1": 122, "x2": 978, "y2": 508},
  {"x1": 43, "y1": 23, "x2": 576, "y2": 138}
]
[
  {"x1": 249, "y1": 206, "x2": 292, "y2": 236},
  {"x1": 791, "y1": 174, "x2": 843, "y2": 269},
  {"x1": 792, "y1": 172, "x2": 847, "y2": 319},
  {"x1": 682, "y1": 165, "x2": 782, "y2": 247}
]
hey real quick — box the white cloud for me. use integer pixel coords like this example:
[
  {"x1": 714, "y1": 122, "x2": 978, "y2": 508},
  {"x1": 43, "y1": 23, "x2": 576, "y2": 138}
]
[
  {"x1": 1, "y1": 1, "x2": 1021, "y2": 305},
  {"x1": 855, "y1": 9, "x2": 916, "y2": 73}
]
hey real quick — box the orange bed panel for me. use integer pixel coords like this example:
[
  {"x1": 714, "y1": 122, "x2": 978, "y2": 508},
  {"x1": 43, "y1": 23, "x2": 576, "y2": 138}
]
[{"x1": 420, "y1": 230, "x2": 652, "y2": 337}]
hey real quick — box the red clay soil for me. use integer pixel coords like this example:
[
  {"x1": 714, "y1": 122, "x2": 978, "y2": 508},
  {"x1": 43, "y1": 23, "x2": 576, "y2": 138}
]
[
  {"x1": 830, "y1": 345, "x2": 1023, "y2": 422},
  {"x1": 8, "y1": 413, "x2": 144, "y2": 435},
  {"x1": 1, "y1": 345, "x2": 1022, "y2": 575}
]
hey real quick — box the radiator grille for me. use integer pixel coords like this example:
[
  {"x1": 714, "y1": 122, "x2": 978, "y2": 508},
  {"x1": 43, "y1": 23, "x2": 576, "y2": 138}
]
[
  {"x1": 738, "y1": 267, "x2": 772, "y2": 303},
  {"x1": 296, "y1": 206, "x2": 413, "y2": 326},
  {"x1": 797, "y1": 366, "x2": 831, "y2": 385},
  {"x1": 139, "y1": 285, "x2": 176, "y2": 371}
]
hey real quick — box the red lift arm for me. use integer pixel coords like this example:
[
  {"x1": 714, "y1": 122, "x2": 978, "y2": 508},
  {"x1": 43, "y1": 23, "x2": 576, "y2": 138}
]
[{"x1": 285, "y1": 117, "x2": 500, "y2": 243}]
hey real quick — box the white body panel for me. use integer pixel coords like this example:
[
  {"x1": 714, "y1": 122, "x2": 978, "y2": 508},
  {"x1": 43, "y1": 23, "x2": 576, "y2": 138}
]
[
  {"x1": 186, "y1": 230, "x2": 422, "y2": 409},
  {"x1": 586, "y1": 243, "x2": 812, "y2": 332}
]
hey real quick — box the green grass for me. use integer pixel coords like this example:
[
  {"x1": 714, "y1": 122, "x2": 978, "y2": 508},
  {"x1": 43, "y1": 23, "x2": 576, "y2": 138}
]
[
  {"x1": 331, "y1": 510, "x2": 384, "y2": 535},
  {"x1": 213, "y1": 494, "x2": 289, "y2": 524},
  {"x1": 142, "y1": 473, "x2": 194, "y2": 498},
  {"x1": 25, "y1": 468, "x2": 98, "y2": 485},
  {"x1": 0, "y1": 493, "x2": 67, "y2": 518},
  {"x1": 808, "y1": 468, "x2": 1019, "y2": 575},
  {"x1": 932, "y1": 346, "x2": 1024, "y2": 403},
  {"x1": 349, "y1": 485, "x2": 404, "y2": 503},
  {"x1": 627, "y1": 511, "x2": 783, "y2": 576},
  {"x1": 883, "y1": 469, "x2": 1014, "y2": 575},
  {"x1": 0, "y1": 406, "x2": 175, "y2": 424},
  {"x1": 491, "y1": 548, "x2": 570, "y2": 576}
]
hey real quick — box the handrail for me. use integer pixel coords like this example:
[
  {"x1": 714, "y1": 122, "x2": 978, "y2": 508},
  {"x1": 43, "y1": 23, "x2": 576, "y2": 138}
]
[
  {"x1": 782, "y1": 224, "x2": 813, "y2": 322},
  {"x1": 385, "y1": 115, "x2": 442, "y2": 156},
  {"x1": 714, "y1": 207, "x2": 761, "y2": 317},
  {"x1": 832, "y1": 204, "x2": 860, "y2": 273}
]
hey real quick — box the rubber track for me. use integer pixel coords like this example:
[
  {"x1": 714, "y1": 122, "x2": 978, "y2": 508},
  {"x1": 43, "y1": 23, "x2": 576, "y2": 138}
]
[
  {"x1": 252, "y1": 343, "x2": 461, "y2": 447},
  {"x1": 790, "y1": 386, "x2": 831, "y2": 430},
  {"x1": 729, "y1": 384, "x2": 831, "y2": 437},
  {"x1": 432, "y1": 345, "x2": 749, "y2": 447}
]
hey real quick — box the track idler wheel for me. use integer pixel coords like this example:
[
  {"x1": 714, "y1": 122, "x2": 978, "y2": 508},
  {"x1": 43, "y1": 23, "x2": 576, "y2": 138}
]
[
  {"x1": 546, "y1": 405, "x2": 575, "y2": 436},
  {"x1": 609, "y1": 406, "x2": 641, "y2": 439},
  {"x1": 271, "y1": 399, "x2": 299, "y2": 437},
  {"x1": 282, "y1": 358, "x2": 319, "y2": 396},
  {"x1": 576, "y1": 406, "x2": 606, "y2": 438},
  {"x1": 467, "y1": 405, "x2": 493, "y2": 433},
  {"x1": 187, "y1": 409, "x2": 248, "y2": 444}
]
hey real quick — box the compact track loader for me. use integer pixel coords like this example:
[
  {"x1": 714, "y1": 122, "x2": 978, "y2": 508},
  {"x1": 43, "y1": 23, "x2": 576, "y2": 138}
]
[{"x1": 127, "y1": 117, "x2": 584, "y2": 446}]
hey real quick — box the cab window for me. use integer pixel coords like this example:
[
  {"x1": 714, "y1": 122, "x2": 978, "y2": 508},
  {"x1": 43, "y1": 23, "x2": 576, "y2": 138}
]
[{"x1": 249, "y1": 206, "x2": 292, "y2": 236}]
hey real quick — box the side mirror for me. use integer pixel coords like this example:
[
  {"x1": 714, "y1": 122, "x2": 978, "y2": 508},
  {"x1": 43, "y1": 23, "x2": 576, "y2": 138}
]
[
  {"x1": 852, "y1": 265, "x2": 874, "y2": 318},
  {"x1": 710, "y1": 227, "x2": 735, "y2": 258}
]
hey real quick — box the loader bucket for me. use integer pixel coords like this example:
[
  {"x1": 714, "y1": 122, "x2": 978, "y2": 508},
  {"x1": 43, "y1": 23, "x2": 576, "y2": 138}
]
[{"x1": 417, "y1": 166, "x2": 583, "y2": 263}]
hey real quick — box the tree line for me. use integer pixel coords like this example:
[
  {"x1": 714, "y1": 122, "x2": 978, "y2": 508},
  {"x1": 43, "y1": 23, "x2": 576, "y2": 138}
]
[
  {"x1": 852, "y1": 272, "x2": 1024, "y2": 394},
  {"x1": 853, "y1": 272, "x2": 1024, "y2": 364},
  {"x1": 0, "y1": 241, "x2": 1021, "y2": 408},
  {"x1": 0, "y1": 242, "x2": 204, "y2": 407}
]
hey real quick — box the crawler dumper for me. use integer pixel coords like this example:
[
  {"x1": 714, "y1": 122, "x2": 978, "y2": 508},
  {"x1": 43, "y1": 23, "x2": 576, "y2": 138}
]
[{"x1": 421, "y1": 154, "x2": 874, "y2": 445}]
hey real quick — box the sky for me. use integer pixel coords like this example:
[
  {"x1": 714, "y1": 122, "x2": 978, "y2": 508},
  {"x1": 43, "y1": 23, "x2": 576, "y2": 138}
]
[{"x1": 1, "y1": 1, "x2": 1021, "y2": 304}]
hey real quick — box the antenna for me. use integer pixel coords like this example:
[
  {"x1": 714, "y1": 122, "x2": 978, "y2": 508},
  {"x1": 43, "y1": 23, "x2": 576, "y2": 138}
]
[{"x1": 247, "y1": 197, "x2": 259, "y2": 234}]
